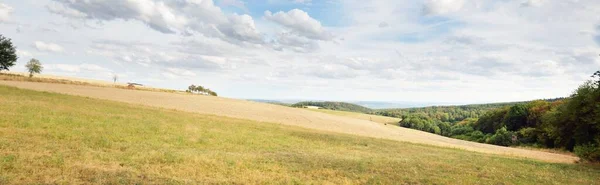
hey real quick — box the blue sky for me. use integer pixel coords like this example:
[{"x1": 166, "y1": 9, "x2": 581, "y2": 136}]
[{"x1": 0, "y1": 0, "x2": 599, "y2": 104}]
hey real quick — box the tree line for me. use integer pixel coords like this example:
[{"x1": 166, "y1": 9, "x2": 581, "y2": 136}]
[
  {"x1": 291, "y1": 101, "x2": 373, "y2": 113},
  {"x1": 379, "y1": 73, "x2": 600, "y2": 162}
]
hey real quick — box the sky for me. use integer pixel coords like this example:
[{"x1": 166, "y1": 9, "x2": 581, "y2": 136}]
[{"x1": 0, "y1": 0, "x2": 599, "y2": 104}]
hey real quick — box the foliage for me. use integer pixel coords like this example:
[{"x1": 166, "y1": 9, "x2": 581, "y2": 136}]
[
  {"x1": 25, "y1": 58, "x2": 43, "y2": 77},
  {"x1": 291, "y1": 101, "x2": 373, "y2": 113},
  {"x1": 382, "y1": 71, "x2": 600, "y2": 162},
  {"x1": 0, "y1": 35, "x2": 17, "y2": 71},
  {"x1": 186, "y1": 84, "x2": 218, "y2": 96},
  {"x1": 485, "y1": 127, "x2": 516, "y2": 146},
  {"x1": 574, "y1": 143, "x2": 600, "y2": 162}
]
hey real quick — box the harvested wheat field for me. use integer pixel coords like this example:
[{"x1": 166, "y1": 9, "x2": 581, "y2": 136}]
[{"x1": 0, "y1": 80, "x2": 578, "y2": 163}]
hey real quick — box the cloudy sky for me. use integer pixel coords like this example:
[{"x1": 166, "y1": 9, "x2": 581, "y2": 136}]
[{"x1": 0, "y1": 0, "x2": 599, "y2": 104}]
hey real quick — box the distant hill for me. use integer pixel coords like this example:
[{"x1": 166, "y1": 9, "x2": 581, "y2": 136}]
[
  {"x1": 247, "y1": 99, "x2": 291, "y2": 106},
  {"x1": 291, "y1": 101, "x2": 373, "y2": 113}
]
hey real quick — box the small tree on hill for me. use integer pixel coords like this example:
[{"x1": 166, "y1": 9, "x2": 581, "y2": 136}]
[
  {"x1": 25, "y1": 58, "x2": 42, "y2": 77},
  {"x1": 186, "y1": 84, "x2": 218, "y2": 96},
  {"x1": 592, "y1": 70, "x2": 600, "y2": 88},
  {"x1": 0, "y1": 35, "x2": 17, "y2": 71},
  {"x1": 112, "y1": 74, "x2": 118, "y2": 83}
]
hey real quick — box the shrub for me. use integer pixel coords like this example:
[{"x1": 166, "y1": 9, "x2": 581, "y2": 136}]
[
  {"x1": 486, "y1": 127, "x2": 516, "y2": 146},
  {"x1": 574, "y1": 143, "x2": 600, "y2": 162},
  {"x1": 517, "y1": 127, "x2": 538, "y2": 144}
]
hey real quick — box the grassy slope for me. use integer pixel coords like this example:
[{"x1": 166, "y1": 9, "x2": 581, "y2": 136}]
[
  {"x1": 0, "y1": 86, "x2": 599, "y2": 184},
  {"x1": 306, "y1": 108, "x2": 401, "y2": 124}
]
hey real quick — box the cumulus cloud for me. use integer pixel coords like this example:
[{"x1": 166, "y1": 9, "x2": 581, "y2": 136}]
[
  {"x1": 422, "y1": 0, "x2": 465, "y2": 15},
  {"x1": 216, "y1": 14, "x2": 263, "y2": 44},
  {"x1": 50, "y1": 0, "x2": 263, "y2": 45},
  {"x1": 46, "y1": 2, "x2": 86, "y2": 18},
  {"x1": 86, "y1": 39, "x2": 244, "y2": 71},
  {"x1": 264, "y1": 9, "x2": 332, "y2": 41},
  {"x1": 50, "y1": 0, "x2": 187, "y2": 33},
  {"x1": 0, "y1": 3, "x2": 13, "y2": 22},
  {"x1": 46, "y1": 63, "x2": 111, "y2": 73},
  {"x1": 272, "y1": 32, "x2": 319, "y2": 52},
  {"x1": 34, "y1": 41, "x2": 65, "y2": 52}
]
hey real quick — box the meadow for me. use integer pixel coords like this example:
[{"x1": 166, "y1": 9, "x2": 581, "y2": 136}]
[
  {"x1": 1, "y1": 85, "x2": 599, "y2": 184},
  {"x1": 305, "y1": 108, "x2": 401, "y2": 124}
]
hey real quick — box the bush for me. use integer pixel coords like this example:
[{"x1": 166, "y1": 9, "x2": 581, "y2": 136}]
[
  {"x1": 450, "y1": 125, "x2": 474, "y2": 136},
  {"x1": 574, "y1": 143, "x2": 600, "y2": 162},
  {"x1": 486, "y1": 127, "x2": 516, "y2": 146},
  {"x1": 517, "y1": 127, "x2": 538, "y2": 144}
]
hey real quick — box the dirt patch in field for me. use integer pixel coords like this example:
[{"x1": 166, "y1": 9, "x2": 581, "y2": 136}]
[{"x1": 0, "y1": 81, "x2": 578, "y2": 163}]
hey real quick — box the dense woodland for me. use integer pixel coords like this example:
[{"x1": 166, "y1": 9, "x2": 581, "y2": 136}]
[
  {"x1": 291, "y1": 101, "x2": 374, "y2": 113},
  {"x1": 378, "y1": 72, "x2": 600, "y2": 161}
]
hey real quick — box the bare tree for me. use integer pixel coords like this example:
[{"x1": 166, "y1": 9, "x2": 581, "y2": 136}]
[{"x1": 112, "y1": 74, "x2": 118, "y2": 84}]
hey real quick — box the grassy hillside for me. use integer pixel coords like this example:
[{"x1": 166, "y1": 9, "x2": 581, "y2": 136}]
[
  {"x1": 0, "y1": 85, "x2": 599, "y2": 184},
  {"x1": 292, "y1": 101, "x2": 373, "y2": 113},
  {"x1": 307, "y1": 109, "x2": 400, "y2": 124}
]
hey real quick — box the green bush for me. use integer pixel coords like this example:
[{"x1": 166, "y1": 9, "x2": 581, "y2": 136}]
[
  {"x1": 574, "y1": 143, "x2": 600, "y2": 162},
  {"x1": 517, "y1": 127, "x2": 538, "y2": 144},
  {"x1": 486, "y1": 127, "x2": 516, "y2": 146}
]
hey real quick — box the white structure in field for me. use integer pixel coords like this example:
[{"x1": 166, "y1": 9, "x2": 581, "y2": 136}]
[{"x1": 304, "y1": 106, "x2": 321, "y2": 109}]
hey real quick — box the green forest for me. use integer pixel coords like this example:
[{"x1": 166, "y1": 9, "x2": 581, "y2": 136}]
[
  {"x1": 291, "y1": 101, "x2": 374, "y2": 113},
  {"x1": 376, "y1": 71, "x2": 600, "y2": 162}
]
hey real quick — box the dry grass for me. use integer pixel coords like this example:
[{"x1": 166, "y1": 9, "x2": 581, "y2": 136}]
[
  {"x1": 0, "y1": 80, "x2": 579, "y2": 163},
  {"x1": 0, "y1": 85, "x2": 599, "y2": 184},
  {"x1": 0, "y1": 72, "x2": 180, "y2": 93},
  {"x1": 305, "y1": 108, "x2": 401, "y2": 124}
]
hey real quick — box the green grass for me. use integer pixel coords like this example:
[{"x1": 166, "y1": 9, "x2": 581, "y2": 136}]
[{"x1": 0, "y1": 85, "x2": 599, "y2": 184}]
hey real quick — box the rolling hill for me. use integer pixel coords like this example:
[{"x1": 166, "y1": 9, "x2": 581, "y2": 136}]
[{"x1": 0, "y1": 85, "x2": 598, "y2": 184}]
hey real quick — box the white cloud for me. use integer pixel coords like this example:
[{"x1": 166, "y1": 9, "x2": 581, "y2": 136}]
[
  {"x1": 33, "y1": 41, "x2": 65, "y2": 53},
  {"x1": 16, "y1": 50, "x2": 33, "y2": 58},
  {"x1": 1, "y1": 0, "x2": 598, "y2": 102},
  {"x1": 293, "y1": 0, "x2": 311, "y2": 4},
  {"x1": 46, "y1": 63, "x2": 110, "y2": 73},
  {"x1": 0, "y1": 3, "x2": 13, "y2": 22},
  {"x1": 50, "y1": 0, "x2": 263, "y2": 45},
  {"x1": 521, "y1": 0, "x2": 545, "y2": 7},
  {"x1": 422, "y1": 0, "x2": 465, "y2": 15},
  {"x1": 264, "y1": 9, "x2": 332, "y2": 41},
  {"x1": 46, "y1": 2, "x2": 86, "y2": 18},
  {"x1": 162, "y1": 67, "x2": 197, "y2": 79}
]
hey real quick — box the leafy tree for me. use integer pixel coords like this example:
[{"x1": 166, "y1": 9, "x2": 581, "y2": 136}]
[
  {"x1": 186, "y1": 84, "x2": 218, "y2": 96},
  {"x1": 473, "y1": 107, "x2": 509, "y2": 134},
  {"x1": 25, "y1": 58, "x2": 43, "y2": 77},
  {"x1": 486, "y1": 127, "x2": 516, "y2": 146},
  {"x1": 504, "y1": 104, "x2": 529, "y2": 131},
  {"x1": 592, "y1": 70, "x2": 600, "y2": 87},
  {"x1": 0, "y1": 35, "x2": 17, "y2": 71}
]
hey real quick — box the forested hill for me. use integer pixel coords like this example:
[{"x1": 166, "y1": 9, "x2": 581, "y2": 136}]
[
  {"x1": 291, "y1": 101, "x2": 373, "y2": 113},
  {"x1": 375, "y1": 98, "x2": 565, "y2": 122}
]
